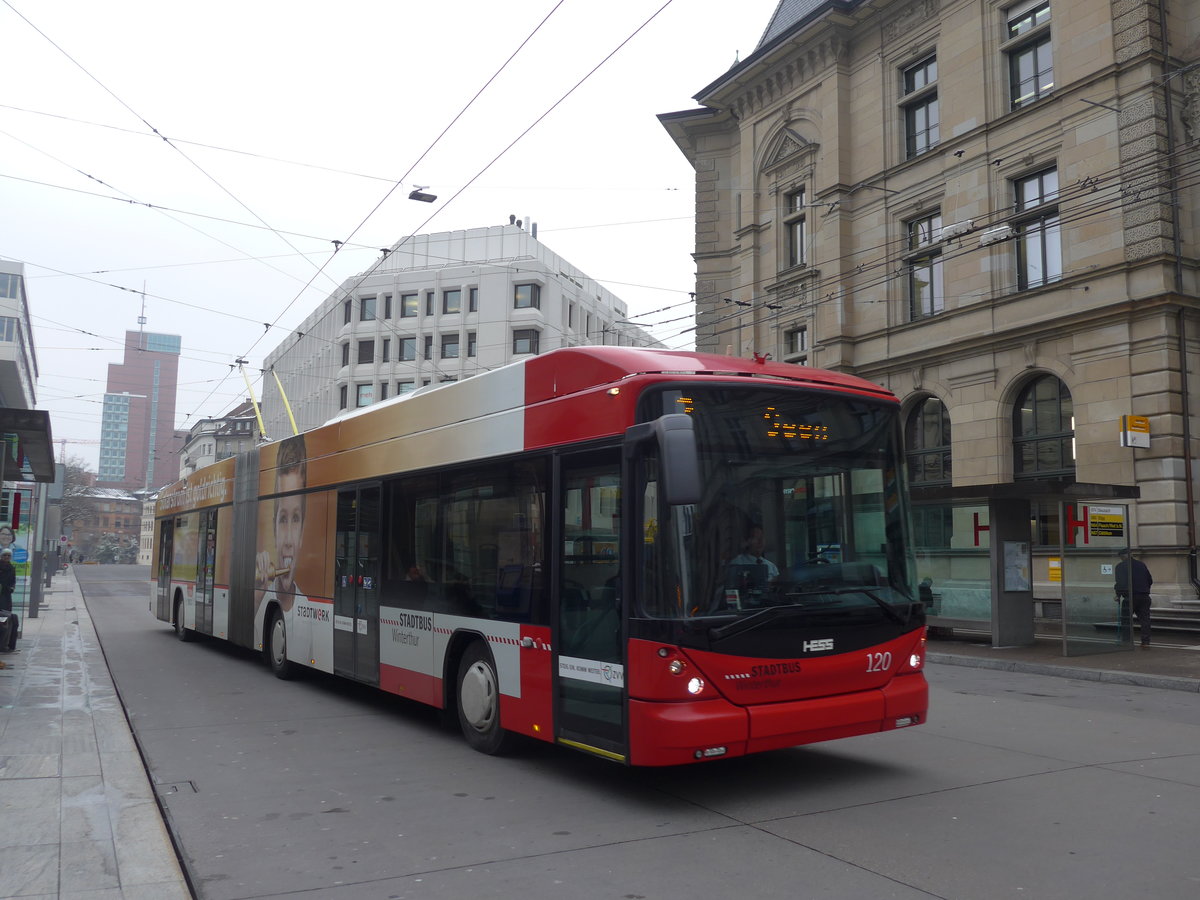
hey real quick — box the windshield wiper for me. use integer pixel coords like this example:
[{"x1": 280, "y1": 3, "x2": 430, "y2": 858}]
[
  {"x1": 708, "y1": 605, "x2": 803, "y2": 642},
  {"x1": 708, "y1": 587, "x2": 911, "y2": 641},
  {"x1": 791, "y1": 586, "x2": 911, "y2": 624},
  {"x1": 858, "y1": 588, "x2": 910, "y2": 624}
]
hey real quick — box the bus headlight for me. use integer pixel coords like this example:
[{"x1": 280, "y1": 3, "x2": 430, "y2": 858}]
[
  {"x1": 899, "y1": 629, "x2": 927, "y2": 673},
  {"x1": 686, "y1": 676, "x2": 705, "y2": 695},
  {"x1": 668, "y1": 659, "x2": 686, "y2": 675}
]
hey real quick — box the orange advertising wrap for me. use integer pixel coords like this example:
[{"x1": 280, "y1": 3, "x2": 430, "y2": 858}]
[
  {"x1": 252, "y1": 435, "x2": 335, "y2": 669},
  {"x1": 156, "y1": 458, "x2": 236, "y2": 517}
]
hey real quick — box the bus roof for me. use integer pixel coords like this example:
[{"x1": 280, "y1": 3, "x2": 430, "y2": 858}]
[
  {"x1": 159, "y1": 347, "x2": 900, "y2": 512},
  {"x1": 521, "y1": 346, "x2": 896, "y2": 405},
  {"x1": 324, "y1": 345, "x2": 896, "y2": 429}
]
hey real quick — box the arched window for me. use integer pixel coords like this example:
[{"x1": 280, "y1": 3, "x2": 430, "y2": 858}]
[
  {"x1": 905, "y1": 398, "x2": 951, "y2": 486},
  {"x1": 1013, "y1": 375, "x2": 1074, "y2": 479}
]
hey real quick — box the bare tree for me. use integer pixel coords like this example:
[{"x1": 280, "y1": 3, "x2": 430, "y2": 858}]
[{"x1": 60, "y1": 455, "x2": 97, "y2": 534}]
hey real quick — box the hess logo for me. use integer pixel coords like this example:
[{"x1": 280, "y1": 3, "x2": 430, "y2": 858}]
[{"x1": 804, "y1": 638, "x2": 834, "y2": 652}]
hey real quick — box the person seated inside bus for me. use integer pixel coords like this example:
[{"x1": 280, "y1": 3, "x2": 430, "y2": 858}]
[
  {"x1": 718, "y1": 524, "x2": 779, "y2": 609},
  {"x1": 728, "y1": 525, "x2": 779, "y2": 579},
  {"x1": 393, "y1": 561, "x2": 430, "y2": 606}
]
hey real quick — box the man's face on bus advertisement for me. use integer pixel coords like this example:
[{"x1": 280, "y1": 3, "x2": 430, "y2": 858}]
[{"x1": 274, "y1": 471, "x2": 304, "y2": 592}]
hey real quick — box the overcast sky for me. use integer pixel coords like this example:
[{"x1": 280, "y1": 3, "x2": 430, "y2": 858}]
[{"x1": 1, "y1": 0, "x2": 781, "y2": 470}]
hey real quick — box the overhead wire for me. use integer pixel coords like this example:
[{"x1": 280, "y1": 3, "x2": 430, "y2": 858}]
[
  {"x1": 241, "y1": 131, "x2": 1200, "y2": 422},
  {"x1": 256, "y1": 0, "x2": 676, "y2": 353},
  {"x1": 172, "y1": 0, "x2": 581, "y2": 422},
  {"x1": 6, "y1": 1, "x2": 697, "y2": 428},
  {"x1": 235, "y1": 0, "x2": 682, "y2": 420},
  {"x1": 239, "y1": 0, "x2": 573, "y2": 361},
  {"x1": 18, "y1": 6, "x2": 1195, "y2": 436},
  {"x1": 0, "y1": 99, "x2": 694, "y2": 193},
  {"x1": 675, "y1": 132, "x2": 1200, "y2": 334},
  {"x1": 667, "y1": 150, "x2": 1200, "y2": 348},
  {"x1": 1, "y1": 0, "x2": 347, "y2": 295}
]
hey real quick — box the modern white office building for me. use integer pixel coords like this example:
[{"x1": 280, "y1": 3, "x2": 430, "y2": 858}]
[{"x1": 259, "y1": 221, "x2": 659, "y2": 437}]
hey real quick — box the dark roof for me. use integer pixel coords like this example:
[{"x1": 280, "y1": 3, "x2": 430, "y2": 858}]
[
  {"x1": 695, "y1": 1, "x2": 857, "y2": 101},
  {"x1": 911, "y1": 480, "x2": 1141, "y2": 503},
  {"x1": 756, "y1": 0, "x2": 835, "y2": 50},
  {"x1": 0, "y1": 408, "x2": 54, "y2": 483}
]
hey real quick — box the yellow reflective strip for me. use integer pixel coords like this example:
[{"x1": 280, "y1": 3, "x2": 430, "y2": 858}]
[{"x1": 557, "y1": 738, "x2": 626, "y2": 763}]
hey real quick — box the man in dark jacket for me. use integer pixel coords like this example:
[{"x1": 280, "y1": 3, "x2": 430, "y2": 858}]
[
  {"x1": 1114, "y1": 548, "x2": 1153, "y2": 648},
  {"x1": 0, "y1": 548, "x2": 18, "y2": 652}
]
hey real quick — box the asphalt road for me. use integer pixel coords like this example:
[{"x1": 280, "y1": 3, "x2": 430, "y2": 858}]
[{"x1": 82, "y1": 566, "x2": 1200, "y2": 900}]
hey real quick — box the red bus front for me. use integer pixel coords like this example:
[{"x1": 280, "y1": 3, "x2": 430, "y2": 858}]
[{"x1": 553, "y1": 378, "x2": 928, "y2": 765}]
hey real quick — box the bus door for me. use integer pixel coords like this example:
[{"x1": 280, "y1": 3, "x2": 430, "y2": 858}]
[
  {"x1": 556, "y1": 450, "x2": 626, "y2": 758},
  {"x1": 156, "y1": 518, "x2": 174, "y2": 620},
  {"x1": 195, "y1": 509, "x2": 216, "y2": 635},
  {"x1": 334, "y1": 485, "x2": 381, "y2": 685}
]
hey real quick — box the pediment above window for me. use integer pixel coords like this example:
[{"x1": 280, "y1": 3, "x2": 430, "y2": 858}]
[
  {"x1": 767, "y1": 127, "x2": 811, "y2": 166},
  {"x1": 762, "y1": 126, "x2": 818, "y2": 177}
]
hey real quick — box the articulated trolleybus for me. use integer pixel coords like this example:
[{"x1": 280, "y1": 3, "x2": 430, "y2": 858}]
[{"x1": 152, "y1": 347, "x2": 927, "y2": 766}]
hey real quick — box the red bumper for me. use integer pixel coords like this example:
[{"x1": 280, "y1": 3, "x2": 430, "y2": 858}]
[{"x1": 628, "y1": 672, "x2": 928, "y2": 767}]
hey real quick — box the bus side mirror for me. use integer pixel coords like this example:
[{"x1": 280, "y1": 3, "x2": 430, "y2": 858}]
[{"x1": 625, "y1": 414, "x2": 701, "y2": 506}]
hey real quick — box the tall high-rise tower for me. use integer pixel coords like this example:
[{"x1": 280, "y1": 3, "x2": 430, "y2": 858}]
[{"x1": 98, "y1": 330, "x2": 182, "y2": 491}]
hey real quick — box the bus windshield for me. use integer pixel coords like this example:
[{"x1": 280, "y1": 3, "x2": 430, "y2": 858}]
[{"x1": 637, "y1": 384, "x2": 918, "y2": 629}]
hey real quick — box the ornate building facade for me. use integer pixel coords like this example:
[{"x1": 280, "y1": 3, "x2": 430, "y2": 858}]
[{"x1": 662, "y1": 1, "x2": 1200, "y2": 612}]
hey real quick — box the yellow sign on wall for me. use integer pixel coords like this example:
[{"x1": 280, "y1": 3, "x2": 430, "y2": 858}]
[
  {"x1": 1048, "y1": 557, "x2": 1062, "y2": 583},
  {"x1": 1120, "y1": 415, "x2": 1150, "y2": 448}
]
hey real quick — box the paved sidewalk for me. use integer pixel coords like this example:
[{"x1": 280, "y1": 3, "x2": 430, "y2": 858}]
[
  {"x1": 0, "y1": 568, "x2": 190, "y2": 899},
  {"x1": 929, "y1": 632, "x2": 1200, "y2": 692}
]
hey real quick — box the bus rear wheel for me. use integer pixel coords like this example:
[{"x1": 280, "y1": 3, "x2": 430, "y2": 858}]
[
  {"x1": 173, "y1": 596, "x2": 193, "y2": 642},
  {"x1": 456, "y1": 642, "x2": 513, "y2": 755},
  {"x1": 267, "y1": 609, "x2": 295, "y2": 680}
]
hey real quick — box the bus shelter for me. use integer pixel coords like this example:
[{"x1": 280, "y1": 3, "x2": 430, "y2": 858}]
[
  {"x1": 911, "y1": 480, "x2": 1140, "y2": 657},
  {"x1": 0, "y1": 407, "x2": 57, "y2": 622}
]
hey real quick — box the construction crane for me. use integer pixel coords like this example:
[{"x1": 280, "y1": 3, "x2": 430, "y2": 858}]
[{"x1": 57, "y1": 438, "x2": 102, "y2": 464}]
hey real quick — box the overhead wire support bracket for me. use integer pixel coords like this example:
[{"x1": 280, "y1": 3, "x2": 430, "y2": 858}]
[{"x1": 235, "y1": 358, "x2": 269, "y2": 442}]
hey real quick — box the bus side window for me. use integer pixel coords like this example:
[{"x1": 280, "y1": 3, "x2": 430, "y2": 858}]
[
  {"x1": 384, "y1": 476, "x2": 438, "y2": 609},
  {"x1": 442, "y1": 460, "x2": 547, "y2": 622}
]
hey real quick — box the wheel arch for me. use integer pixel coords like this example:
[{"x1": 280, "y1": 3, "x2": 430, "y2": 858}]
[
  {"x1": 442, "y1": 629, "x2": 491, "y2": 714},
  {"x1": 260, "y1": 598, "x2": 284, "y2": 651}
]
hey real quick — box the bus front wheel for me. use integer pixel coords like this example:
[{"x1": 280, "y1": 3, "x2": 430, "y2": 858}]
[
  {"x1": 267, "y1": 609, "x2": 295, "y2": 680},
  {"x1": 456, "y1": 642, "x2": 513, "y2": 755}
]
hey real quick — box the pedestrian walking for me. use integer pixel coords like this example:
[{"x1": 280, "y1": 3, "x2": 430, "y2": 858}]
[{"x1": 1114, "y1": 548, "x2": 1153, "y2": 648}]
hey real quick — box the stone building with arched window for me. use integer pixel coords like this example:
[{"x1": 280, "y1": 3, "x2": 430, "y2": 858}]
[{"x1": 661, "y1": 0, "x2": 1200, "y2": 620}]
